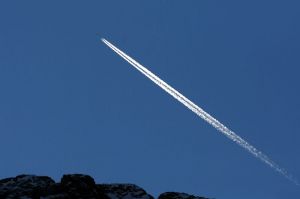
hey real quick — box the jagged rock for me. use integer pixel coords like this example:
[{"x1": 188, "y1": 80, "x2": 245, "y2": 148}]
[
  {"x1": 0, "y1": 174, "x2": 210, "y2": 199},
  {"x1": 158, "y1": 192, "x2": 210, "y2": 199},
  {"x1": 60, "y1": 174, "x2": 100, "y2": 198},
  {"x1": 99, "y1": 184, "x2": 154, "y2": 199},
  {"x1": 0, "y1": 175, "x2": 55, "y2": 199}
]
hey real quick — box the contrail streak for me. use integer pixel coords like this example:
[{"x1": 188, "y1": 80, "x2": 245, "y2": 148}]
[{"x1": 101, "y1": 38, "x2": 299, "y2": 185}]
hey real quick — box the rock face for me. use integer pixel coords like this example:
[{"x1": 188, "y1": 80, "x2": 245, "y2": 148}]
[
  {"x1": 0, "y1": 174, "x2": 210, "y2": 199},
  {"x1": 0, "y1": 175, "x2": 55, "y2": 199}
]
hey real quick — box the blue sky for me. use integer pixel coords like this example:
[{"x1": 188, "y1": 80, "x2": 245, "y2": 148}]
[{"x1": 1, "y1": 1, "x2": 300, "y2": 198}]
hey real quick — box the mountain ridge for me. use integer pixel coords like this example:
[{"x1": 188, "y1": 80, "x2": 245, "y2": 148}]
[{"x1": 0, "y1": 174, "x2": 211, "y2": 199}]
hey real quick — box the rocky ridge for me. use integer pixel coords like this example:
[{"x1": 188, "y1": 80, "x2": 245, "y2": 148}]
[{"x1": 0, "y1": 174, "x2": 211, "y2": 199}]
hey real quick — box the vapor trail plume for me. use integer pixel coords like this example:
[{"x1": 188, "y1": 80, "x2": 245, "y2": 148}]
[{"x1": 101, "y1": 38, "x2": 299, "y2": 185}]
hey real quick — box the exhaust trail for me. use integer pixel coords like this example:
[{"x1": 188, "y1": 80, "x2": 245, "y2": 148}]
[{"x1": 101, "y1": 38, "x2": 299, "y2": 186}]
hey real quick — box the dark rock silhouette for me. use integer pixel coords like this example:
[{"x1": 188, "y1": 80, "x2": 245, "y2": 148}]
[
  {"x1": 0, "y1": 174, "x2": 211, "y2": 199},
  {"x1": 159, "y1": 192, "x2": 209, "y2": 199}
]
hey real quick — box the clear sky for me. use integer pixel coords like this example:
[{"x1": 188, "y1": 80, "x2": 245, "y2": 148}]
[{"x1": 0, "y1": 1, "x2": 300, "y2": 198}]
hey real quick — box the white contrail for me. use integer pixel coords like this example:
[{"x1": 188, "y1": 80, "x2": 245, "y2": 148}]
[{"x1": 101, "y1": 38, "x2": 299, "y2": 185}]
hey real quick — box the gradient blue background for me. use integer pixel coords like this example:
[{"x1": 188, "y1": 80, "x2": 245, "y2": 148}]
[{"x1": 1, "y1": 1, "x2": 300, "y2": 198}]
